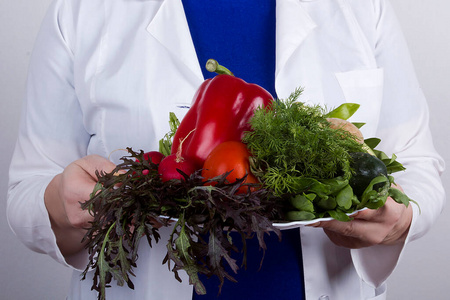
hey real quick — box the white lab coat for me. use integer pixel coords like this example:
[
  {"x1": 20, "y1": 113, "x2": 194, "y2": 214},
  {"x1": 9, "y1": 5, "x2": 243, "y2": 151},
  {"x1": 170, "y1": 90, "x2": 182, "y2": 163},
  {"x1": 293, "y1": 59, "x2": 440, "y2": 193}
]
[{"x1": 7, "y1": 0, "x2": 445, "y2": 299}]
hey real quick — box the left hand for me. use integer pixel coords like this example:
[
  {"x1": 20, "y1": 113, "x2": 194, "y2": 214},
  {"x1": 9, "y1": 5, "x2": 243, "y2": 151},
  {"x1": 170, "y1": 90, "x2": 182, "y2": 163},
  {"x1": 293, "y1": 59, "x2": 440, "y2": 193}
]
[{"x1": 312, "y1": 186, "x2": 413, "y2": 249}]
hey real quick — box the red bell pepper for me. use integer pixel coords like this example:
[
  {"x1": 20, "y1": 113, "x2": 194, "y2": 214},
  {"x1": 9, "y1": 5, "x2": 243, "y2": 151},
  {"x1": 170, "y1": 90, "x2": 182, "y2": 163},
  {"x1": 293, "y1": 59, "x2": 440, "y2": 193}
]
[{"x1": 171, "y1": 59, "x2": 273, "y2": 169}]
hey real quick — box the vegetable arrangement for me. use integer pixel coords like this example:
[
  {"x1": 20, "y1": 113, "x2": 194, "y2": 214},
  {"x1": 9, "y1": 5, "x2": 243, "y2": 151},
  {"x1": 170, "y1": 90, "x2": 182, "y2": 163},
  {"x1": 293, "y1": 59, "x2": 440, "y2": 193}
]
[
  {"x1": 244, "y1": 89, "x2": 413, "y2": 222},
  {"x1": 81, "y1": 60, "x2": 414, "y2": 300}
]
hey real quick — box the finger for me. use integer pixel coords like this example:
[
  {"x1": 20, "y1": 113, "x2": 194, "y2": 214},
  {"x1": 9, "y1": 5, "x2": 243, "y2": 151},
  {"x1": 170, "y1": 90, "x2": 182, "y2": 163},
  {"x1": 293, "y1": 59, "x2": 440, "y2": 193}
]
[
  {"x1": 75, "y1": 154, "x2": 117, "y2": 180},
  {"x1": 323, "y1": 229, "x2": 373, "y2": 249},
  {"x1": 305, "y1": 208, "x2": 378, "y2": 228},
  {"x1": 61, "y1": 156, "x2": 116, "y2": 228},
  {"x1": 67, "y1": 155, "x2": 117, "y2": 200},
  {"x1": 318, "y1": 200, "x2": 409, "y2": 246},
  {"x1": 317, "y1": 218, "x2": 387, "y2": 246},
  {"x1": 353, "y1": 198, "x2": 406, "y2": 223},
  {"x1": 351, "y1": 207, "x2": 382, "y2": 221}
]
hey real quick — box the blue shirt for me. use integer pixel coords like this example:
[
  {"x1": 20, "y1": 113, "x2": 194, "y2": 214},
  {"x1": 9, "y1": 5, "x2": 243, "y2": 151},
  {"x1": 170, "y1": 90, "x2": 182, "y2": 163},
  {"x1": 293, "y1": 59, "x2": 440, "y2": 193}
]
[
  {"x1": 182, "y1": 0, "x2": 277, "y2": 97},
  {"x1": 182, "y1": 0, "x2": 305, "y2": 299}
]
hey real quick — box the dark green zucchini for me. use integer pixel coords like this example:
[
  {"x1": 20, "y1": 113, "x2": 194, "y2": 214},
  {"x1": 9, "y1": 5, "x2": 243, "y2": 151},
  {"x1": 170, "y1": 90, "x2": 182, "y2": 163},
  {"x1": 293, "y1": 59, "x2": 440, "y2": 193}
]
[{"x1": 349, "y1": 152, "x2": 388, "y2": 197}]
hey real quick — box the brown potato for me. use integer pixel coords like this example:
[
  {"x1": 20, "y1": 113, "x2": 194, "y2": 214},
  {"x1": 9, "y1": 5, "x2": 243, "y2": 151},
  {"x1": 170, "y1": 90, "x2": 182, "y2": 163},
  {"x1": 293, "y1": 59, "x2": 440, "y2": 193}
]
[{"x1": 326, "y1": 117, "x2": 364, "y2": 144}]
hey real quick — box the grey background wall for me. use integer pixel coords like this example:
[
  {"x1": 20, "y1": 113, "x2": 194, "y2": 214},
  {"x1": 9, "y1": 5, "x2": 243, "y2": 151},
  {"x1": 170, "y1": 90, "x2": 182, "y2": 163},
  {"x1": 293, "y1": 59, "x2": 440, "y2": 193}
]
[{"x1": 0, "y1": 0, "x2": 448, "y2": 299}]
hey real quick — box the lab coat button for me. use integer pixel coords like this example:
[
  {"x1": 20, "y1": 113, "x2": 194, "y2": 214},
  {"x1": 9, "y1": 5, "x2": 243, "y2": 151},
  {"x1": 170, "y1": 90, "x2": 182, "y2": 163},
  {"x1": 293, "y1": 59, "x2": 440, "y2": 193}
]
[{"x1": 319, "y1": 295, "x2": 330, "y2": 300}]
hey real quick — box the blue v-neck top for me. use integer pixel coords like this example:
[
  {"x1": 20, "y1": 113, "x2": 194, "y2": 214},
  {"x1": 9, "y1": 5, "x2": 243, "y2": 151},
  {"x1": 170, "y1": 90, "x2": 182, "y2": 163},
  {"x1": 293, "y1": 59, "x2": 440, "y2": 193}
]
[
  {"x1": 182, "y1": 0, "x2": 277, "y2": 98},
  {"x1": 182, "y1": 1, "x2": 305, "y2": 299}
]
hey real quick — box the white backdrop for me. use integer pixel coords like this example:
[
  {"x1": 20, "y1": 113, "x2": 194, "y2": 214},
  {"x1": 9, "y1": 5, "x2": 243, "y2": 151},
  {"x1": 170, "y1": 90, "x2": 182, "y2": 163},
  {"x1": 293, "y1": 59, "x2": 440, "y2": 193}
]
[{"x1": 0, "y1": 1, "x2": 448, "y2": 299}]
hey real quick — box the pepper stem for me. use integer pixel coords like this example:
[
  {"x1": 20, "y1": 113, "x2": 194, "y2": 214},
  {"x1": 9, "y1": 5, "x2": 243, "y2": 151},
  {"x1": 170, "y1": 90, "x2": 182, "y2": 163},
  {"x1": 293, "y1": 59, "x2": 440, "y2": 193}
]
[{"x1": 205, "y1": 59, "x2": 234, "y2": 76}]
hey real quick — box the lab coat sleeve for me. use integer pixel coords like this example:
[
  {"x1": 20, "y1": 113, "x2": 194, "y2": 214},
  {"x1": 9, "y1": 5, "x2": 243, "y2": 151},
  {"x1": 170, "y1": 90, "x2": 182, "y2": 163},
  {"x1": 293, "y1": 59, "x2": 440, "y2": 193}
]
[
  {"x1": 7, "y1": 0, "x2": 90, "y2": 270},
  {"x1": 350, "y1": 0, "x2": 446, "y2": 288}
]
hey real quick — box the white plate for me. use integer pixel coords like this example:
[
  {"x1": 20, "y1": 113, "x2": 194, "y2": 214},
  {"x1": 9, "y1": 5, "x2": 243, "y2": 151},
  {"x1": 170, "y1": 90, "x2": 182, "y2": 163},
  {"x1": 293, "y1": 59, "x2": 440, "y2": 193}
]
[
  {"x1": 272, "y1": 208, "x2": 367, "y2": 230},
  {"x1": 159, "y1": 208, "x2": 367, "y2": 230}
]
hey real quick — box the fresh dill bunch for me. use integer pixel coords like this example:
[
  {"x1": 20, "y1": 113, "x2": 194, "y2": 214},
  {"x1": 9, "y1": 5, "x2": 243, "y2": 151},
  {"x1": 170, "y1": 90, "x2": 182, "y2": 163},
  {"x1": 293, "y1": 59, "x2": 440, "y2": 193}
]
[{"x1": 243, "y1": 89, "x2": 364, "y2": 195}]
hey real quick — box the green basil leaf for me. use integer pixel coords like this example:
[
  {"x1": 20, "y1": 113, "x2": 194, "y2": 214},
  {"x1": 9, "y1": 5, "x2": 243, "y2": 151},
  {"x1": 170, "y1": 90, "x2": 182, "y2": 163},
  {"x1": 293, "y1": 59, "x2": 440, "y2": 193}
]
[
  {"x1": 359, "y1": 175, "x2": 389, "y2": 208},
  {"x1": 336, "y1": 184, "x2": 354, "y2": 210},
  {"x1": 285, "y1": 211, "x2": 316, "y2": 221},
  {"x1": 364, "y1": 138, "x2": 381, "y2": 149},
  {"x1": 320, "y1": 177, "x2": 349, "y2": 195},
  {"x1": 291, "y1": 177, "x2": 331, "y2": 198},
  {"x1": 328, "y1": 210, "x2": 351, "y2": 222},
  {"x1": 364, "y1": 195, "x2": 388, "y2": 209},
  {"x1": 325, "y1": 103, "x2": 360, "y2": 120},
  {"x1": 386, "y1": 161, "x2": 406, "y2": 174},
  {"x1": 290, "y1": 194, "x2": 315, "y2": 212},
  {"x1": 317, "y1": 196, "x2": 337, "y2": 211},
  {"x1": 388, "y1": 188, "x2": 411, "y2": 206},
  {"x1": 352, "y1": 122, "x2": 365, "y2": 129}
]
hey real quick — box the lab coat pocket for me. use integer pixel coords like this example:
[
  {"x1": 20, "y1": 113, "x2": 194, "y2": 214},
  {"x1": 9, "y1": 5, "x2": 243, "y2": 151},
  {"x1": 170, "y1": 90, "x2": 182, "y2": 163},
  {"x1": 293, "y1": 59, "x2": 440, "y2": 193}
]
[{"x1": 335, "y1": 68, "x2": 384, "y2": 138}]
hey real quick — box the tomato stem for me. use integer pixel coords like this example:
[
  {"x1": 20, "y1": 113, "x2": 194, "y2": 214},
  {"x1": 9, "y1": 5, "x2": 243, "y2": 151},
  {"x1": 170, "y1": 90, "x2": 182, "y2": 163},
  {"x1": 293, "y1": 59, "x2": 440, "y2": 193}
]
[{"x1": 205, "y1": 59, "x2": 234, "y2": 76}]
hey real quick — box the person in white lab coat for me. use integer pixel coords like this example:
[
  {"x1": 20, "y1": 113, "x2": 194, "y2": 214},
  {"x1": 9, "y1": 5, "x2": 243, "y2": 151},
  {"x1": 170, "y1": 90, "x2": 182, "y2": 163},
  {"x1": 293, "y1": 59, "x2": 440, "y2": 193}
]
[{"x1": 7, "y1": 0, "x2": 445, "y2": 299}]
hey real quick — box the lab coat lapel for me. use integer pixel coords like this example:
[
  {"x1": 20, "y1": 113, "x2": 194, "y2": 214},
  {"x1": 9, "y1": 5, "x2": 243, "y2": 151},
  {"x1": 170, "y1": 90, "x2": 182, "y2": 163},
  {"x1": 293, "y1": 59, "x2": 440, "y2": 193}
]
[
  {"x1": 146, "y1": 0, "x2": 316, "y2": 89},
  {"x1": 146, "y1": 0, "x2": 317, "y2": 96},
  {"x1": 275, "y1": 0, "x2": 316, "y2": 82},
  {"x1": 146, "y1": 0, "x2": 203, "y2": 82}
]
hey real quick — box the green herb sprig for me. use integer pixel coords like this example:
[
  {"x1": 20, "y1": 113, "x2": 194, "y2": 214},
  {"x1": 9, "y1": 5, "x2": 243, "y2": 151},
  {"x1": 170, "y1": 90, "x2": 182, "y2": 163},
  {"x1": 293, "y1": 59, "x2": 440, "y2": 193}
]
[{"x1": 243, "y1": 89, "x2": 364, "y2": 195}]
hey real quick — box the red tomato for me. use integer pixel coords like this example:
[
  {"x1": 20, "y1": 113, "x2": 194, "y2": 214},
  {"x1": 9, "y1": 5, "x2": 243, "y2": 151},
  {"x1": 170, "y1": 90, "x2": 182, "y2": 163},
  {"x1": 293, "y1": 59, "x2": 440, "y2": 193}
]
[{"x1": 202, "y1": 141, "x2": 259, "y2": 193}]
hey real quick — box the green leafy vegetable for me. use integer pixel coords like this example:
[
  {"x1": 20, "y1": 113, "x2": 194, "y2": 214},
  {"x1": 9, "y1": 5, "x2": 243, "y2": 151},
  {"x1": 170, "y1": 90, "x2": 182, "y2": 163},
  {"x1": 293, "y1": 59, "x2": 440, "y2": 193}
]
[
  {"x1": 244, "y1": 89, "x2": 364, "y2": 196},
  {"x1": 81, "y1": 149, "x2": 283, "y2": 300},
  {"x1": 352, "y1": 122, "x2": 366, "y2": 129},
  {"x1": 243, "y1": 89, "x2": 414, "y2": 221},
  {"x1": 364, "y1": 138, "x2": 406, "y2": 174},
  {"x1": 336, "y1": 185, "x2": 354, "y2": 210},
  {"x1": 159, "y1": 112, "x2": 180, "y2": 156},
  {"x1": 325, "y1": 102, "x2": 360, "y2": 120}
]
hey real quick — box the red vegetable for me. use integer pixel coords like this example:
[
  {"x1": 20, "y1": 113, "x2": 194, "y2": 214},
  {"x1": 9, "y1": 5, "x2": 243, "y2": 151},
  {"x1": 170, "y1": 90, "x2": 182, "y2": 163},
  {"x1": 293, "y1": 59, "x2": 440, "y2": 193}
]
[
  {"x1": 136, "y1": 151, "x2": 165, "y2": 175},
  {"x1": 159, "y1": 131, "x2": 197, "y2": 184},
  {"x1": 171, "y1": 59, "x2": 273, "y2": 169},
  {"x1": 158, "y1": 154, "x2": 196, "y2": 182},
  {"x1": 142, "y1": 151, "x2": 165, "y2": 164},
  {"x1": 202, "y1": 141, "x2": 259, "y2": 193}
]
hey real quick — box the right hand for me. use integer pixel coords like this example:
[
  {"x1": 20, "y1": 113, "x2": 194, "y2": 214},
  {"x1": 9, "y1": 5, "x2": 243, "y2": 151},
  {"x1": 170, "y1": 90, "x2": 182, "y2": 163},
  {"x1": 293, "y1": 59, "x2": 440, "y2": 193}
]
[{"x1": 44, "y1": 155, "x2": 116, "y2": 256}]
